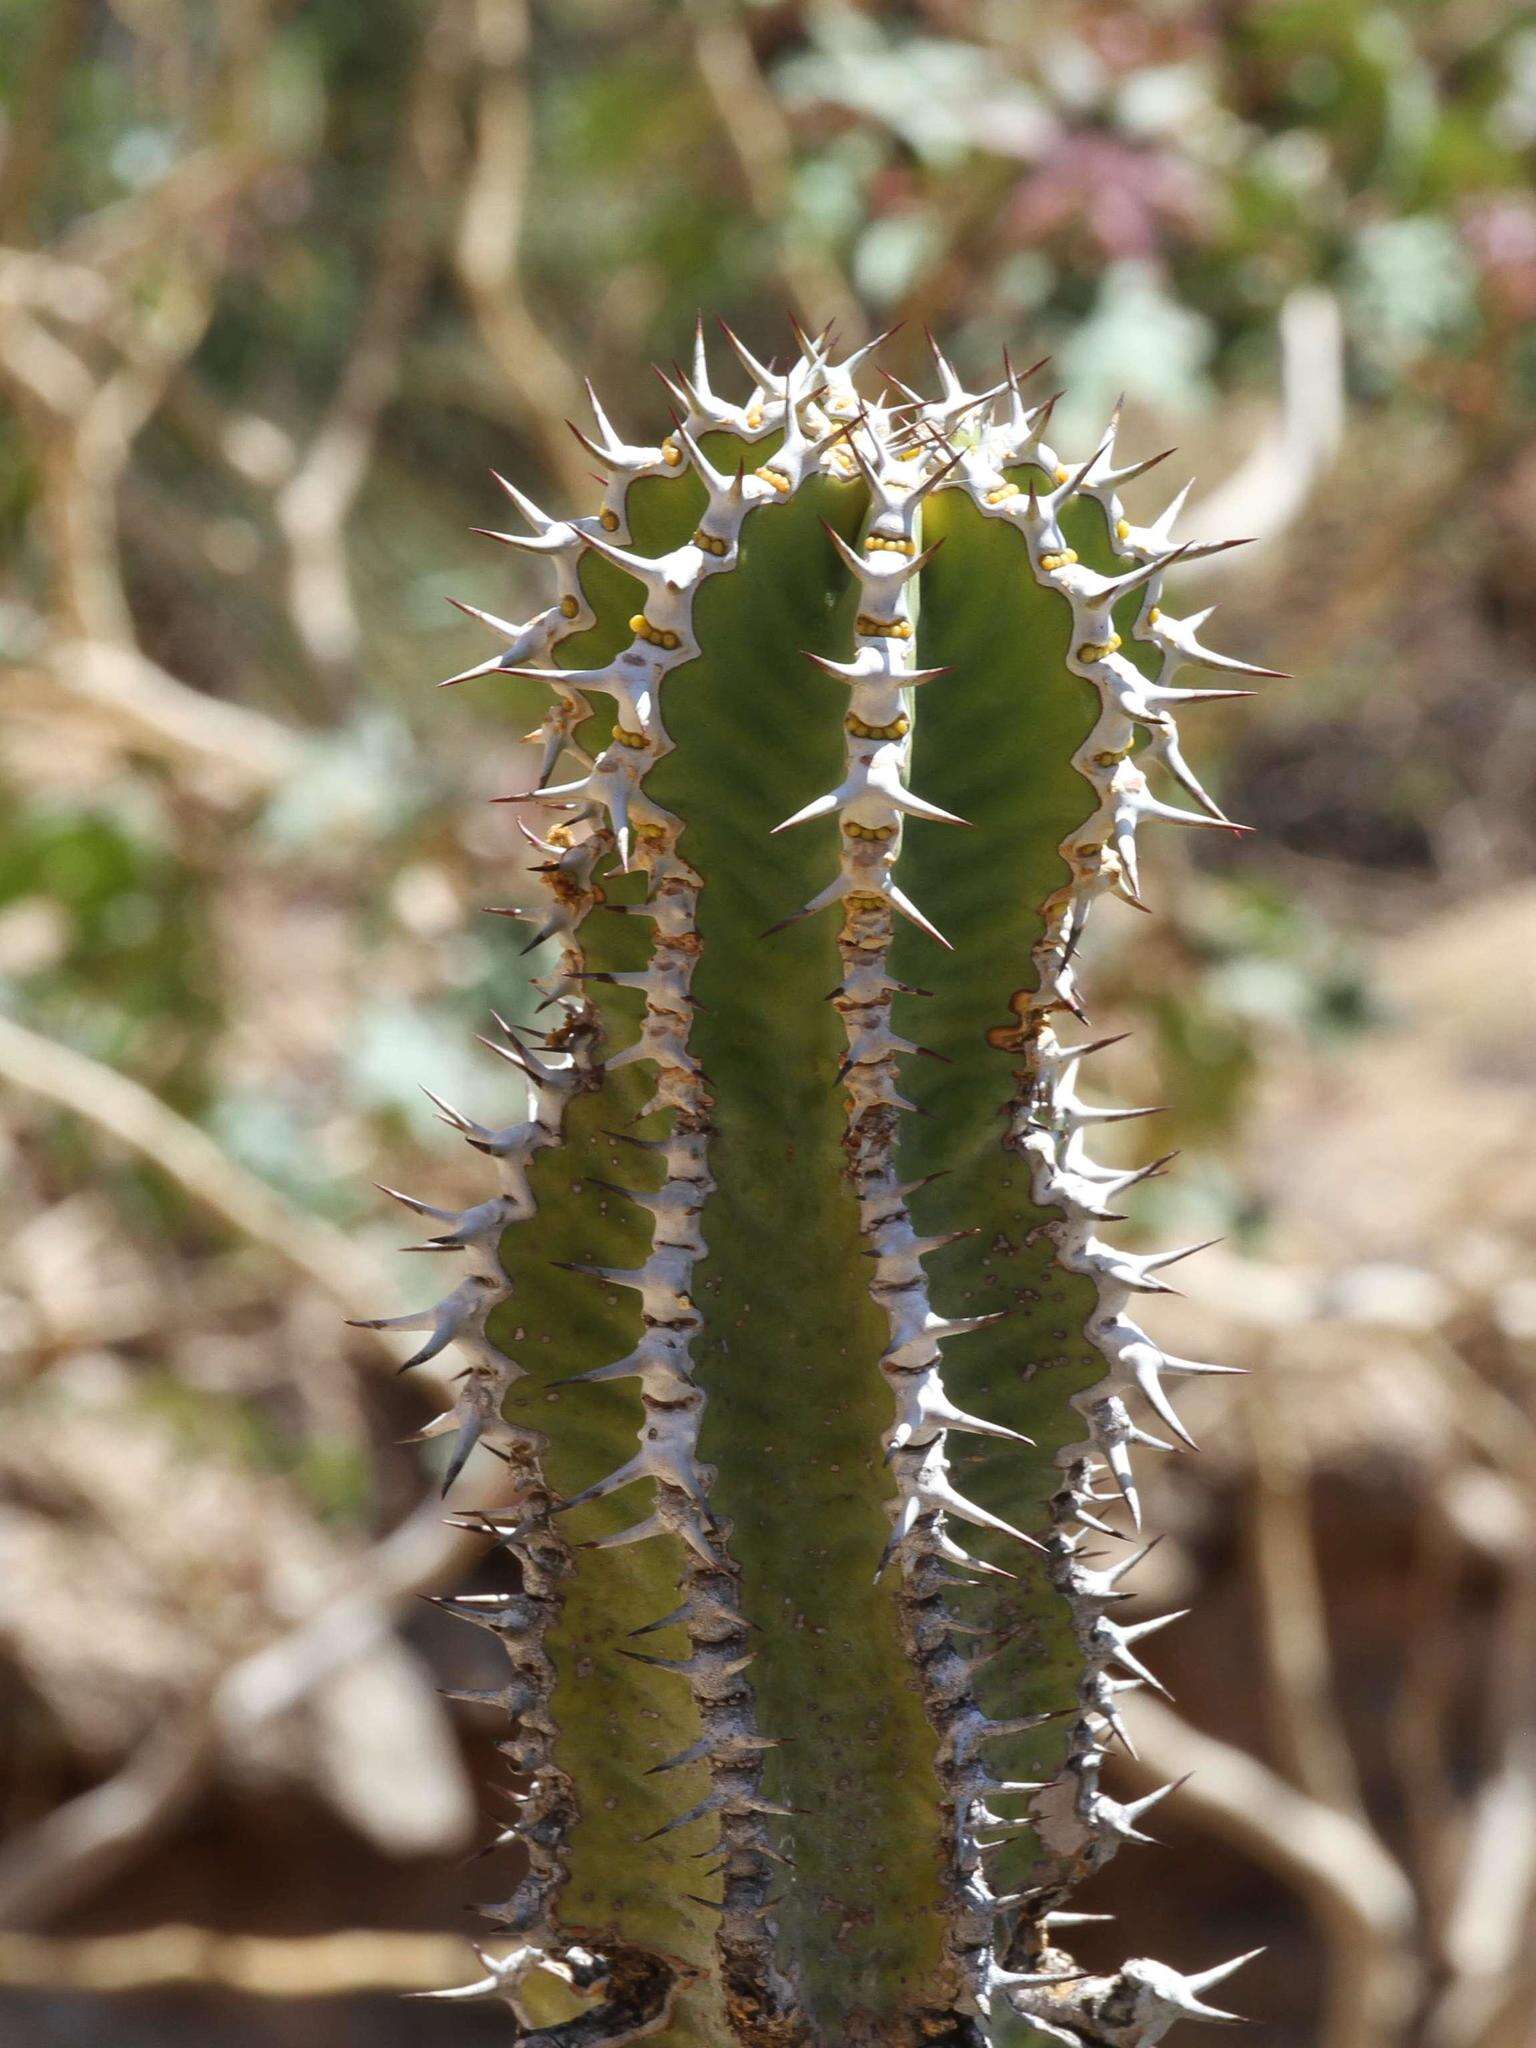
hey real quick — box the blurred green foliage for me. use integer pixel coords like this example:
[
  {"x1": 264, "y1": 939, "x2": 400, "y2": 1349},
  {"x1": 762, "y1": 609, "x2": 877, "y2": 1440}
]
[{"x1": 0, "y1": 790, "x2": 218, "y2": 1103}]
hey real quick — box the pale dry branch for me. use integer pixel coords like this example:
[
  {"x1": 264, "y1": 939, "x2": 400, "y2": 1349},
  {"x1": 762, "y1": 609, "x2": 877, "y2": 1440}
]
[
  {"x1": 1122, "y1": 1695, "x2": 1420, "y2": 2048},
  {"x1": 1182, "y1": 1252, "x2": 1536, "y2": 2047},
  {"x1": 11, "y1": 634, "x2": 307, "y2": 794},
  {"x1": 1427, "y1": 1737, "x2": 1536, "y2": 2048},
  {"x1": 1425, "y1": 1562, "x2": 1536, "y2": 2048},
  {"x1": 452, "y1": 0, "x2": 590, "y2": 498},
  {"x1": 0, "y1": 119, "x2": 257, "y2": 644},
  {"x1": 0, "y1": 1490, "x2": 507, "y2": 1928},
  {"x1": 3, "y1": 226, "x2": 244, "y2": 644},
  {"x1": 683, "y1": 0, "x2": 866, "y2": 346},
  {"x1": 1389, "y1": 1501, "x2": 1467, "y2": 1948},
  {"x1": 0, "y1": 1924, "x2": 471, "y2": 1996},
  {"x1": 0, "y1": 290, "x2": 137, "y2": 642},
  {"x1": 0, "y1": 1004, "x2": 524, "y2": 1928},
  {"x1": 1188, "y1": 287, "x2": 1345, "y2": 569},
  {"x1": 273, "y1": 0, "x2": 463, "y2": 689},
  {"x1": 1246, "y1": 1372, "x2": 1367, "y2": 1817},
  {"x1": 0, "y1": 1012, "x2": 398, "y2": 1357}
]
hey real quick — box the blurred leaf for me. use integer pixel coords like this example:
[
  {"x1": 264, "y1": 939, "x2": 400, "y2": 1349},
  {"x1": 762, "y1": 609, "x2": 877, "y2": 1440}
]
[
  {"x1": 0, "y1": 792, "x2": 218, "y2": 1101},
  {"x1": 1346, "y1": 214, "x2": 1480, "y2": 381},
  {"x1": 347, "y1": 993, "x2": 527, "y2": 1139},
  {"x1": 257, "y1": 713, "x2": 425, "y2": 855},
  {"x1": 1057, "y1": 261, "x2": 1214, "y2": 429},
  {"x1": 853, "y1": 212, "x2": 943, "y2": 306}
]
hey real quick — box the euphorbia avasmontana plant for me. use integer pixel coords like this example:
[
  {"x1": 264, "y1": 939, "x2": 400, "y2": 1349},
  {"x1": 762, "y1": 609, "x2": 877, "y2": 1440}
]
[{"x1": 359, "y1": 325, "x2": 1274, "y2": 2046}]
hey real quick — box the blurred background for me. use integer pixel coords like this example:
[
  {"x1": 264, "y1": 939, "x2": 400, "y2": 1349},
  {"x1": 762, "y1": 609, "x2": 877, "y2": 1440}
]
[{"x1": 1, "y1": 1, "x2": 1534, "y2": 2043}]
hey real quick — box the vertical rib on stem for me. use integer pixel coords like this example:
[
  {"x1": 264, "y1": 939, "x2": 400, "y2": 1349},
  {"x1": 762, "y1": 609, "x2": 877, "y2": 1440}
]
[{"x1": 501, "y1": 400, "x2": 816, "y2": 2039}]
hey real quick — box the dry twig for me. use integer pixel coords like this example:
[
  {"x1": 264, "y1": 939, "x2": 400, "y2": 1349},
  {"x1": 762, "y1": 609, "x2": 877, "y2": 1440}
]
[
  {"x1": 0, "y1": 1924, "x2": 470, "y2": 1997},
  {"x1": 273, "y1": 0, "x2": 465, "y2": 692},
  {"x1": 452, "y1": 0, "x2": 589, "y2": 497},
  {"x1": 0, "y1": 1493, "x2": 506, "y2": 1927},
  {"x1": 1122, "y1": 1696, "x2": 1420, "y2": 2048},
  {"x1": 683, "y1": 0, "x2": 866, "y2": 345}
]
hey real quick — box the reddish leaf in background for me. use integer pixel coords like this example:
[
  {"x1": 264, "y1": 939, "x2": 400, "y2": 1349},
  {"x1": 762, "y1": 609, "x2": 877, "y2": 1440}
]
[{"x1": 1004, "y1": 132, "x2": 1214, "y2": 260}]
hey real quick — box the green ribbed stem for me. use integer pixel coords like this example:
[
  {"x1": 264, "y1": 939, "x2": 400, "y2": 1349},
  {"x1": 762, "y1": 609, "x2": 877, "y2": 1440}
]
[{"x1": 380, "y1": 331, "x2": 1265, "y2": 2047}]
